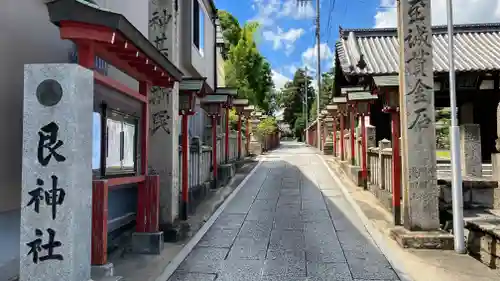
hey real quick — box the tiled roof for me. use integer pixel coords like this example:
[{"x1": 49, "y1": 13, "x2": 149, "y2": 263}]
[{"x1": 336, "y1": 23, "x2": 500, "y2": 75}]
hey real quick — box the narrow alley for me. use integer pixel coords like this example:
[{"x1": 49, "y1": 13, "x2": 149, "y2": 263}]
[{"x1": 166, "y1": 142, "x2": 401, "y2": 281}]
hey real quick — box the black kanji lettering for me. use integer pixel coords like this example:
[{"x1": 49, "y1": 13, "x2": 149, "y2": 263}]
[
  {"x1": 37, "y1": 122, "x2": 66, "y2": 166},
  {"x1": 26, "y1": 228, "x2": 63, "y2": 264}
]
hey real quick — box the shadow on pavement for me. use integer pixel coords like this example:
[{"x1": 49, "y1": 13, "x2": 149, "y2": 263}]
[{"x1": 167, "y1": 146, "x2": 400, "y2": 281}]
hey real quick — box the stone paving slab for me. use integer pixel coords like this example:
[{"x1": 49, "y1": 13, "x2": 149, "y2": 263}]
[{"x1": 166, "y1": 142, "x2": 400, "y2": 281}]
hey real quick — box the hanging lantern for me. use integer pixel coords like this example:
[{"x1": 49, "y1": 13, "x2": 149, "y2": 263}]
[
  {"x1": 179, "y1": 92, "x2": 196, "y2": 115},
  {"x1": 383, "y1": 90, "x2": 399, "y2": 112}
]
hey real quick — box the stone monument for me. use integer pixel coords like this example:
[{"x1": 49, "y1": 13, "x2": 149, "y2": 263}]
[
  {"x1": 391, "y1": 0, "x2": 453, "y2": 249},
  {"x1": 20, "y1": 64, "x2": 93, "y2": 281},
  {"x1": 460, "y1": 124, "x2": 482, "y2": 177},
  {"x1": 400, "y1": 0, "x2": 439, "y2": 231}
]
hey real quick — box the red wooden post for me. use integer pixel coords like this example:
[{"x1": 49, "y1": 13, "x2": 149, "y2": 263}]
[
  {"x1": 350, "y1": 107, "x2": 356, "y2": 165},
  {"x1": 225, "y1": 107, "x2": 230, "y2": 163},
  {"x1": 146, "y1": 175, "x2": 160, "y2": 232},
  {"x1": 77, "y1": 42, "x2": 95, "y2": 69},
  {"x1": 340, "y1": 115, "x2": 345, "y2": 161},
  {"x1": 136, "y1": 81, "x2": 150, "y2": 232},
  {"x1": 333, "y1": 119, "x2": 337, "y2": 157},
  {"x1": 391, "y1": 111, "x2": 402, "y2": 225},
  {"x1": 91, "y1": 180, "x2": 108, "y2": 265},
  {"x1": 180, "y1": 114, "x2": 189, "y2": 220},
  {"x1": 246, "y1": 118, "x2": 250, "y2": 154},
  {"x1": 212, "y1": 116, "x2": 218, "y2": 188},
  {"x1": 361, "y1": 115, "x2": 368, "y2": 190},
  {"x1": 237, "y1": 115, "x2": 242, "y2": 159}
]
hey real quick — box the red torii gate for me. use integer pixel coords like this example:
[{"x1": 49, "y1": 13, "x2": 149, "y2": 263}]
[{"x1": 47, "y1": 0, "x2": 183, "y2": 265}]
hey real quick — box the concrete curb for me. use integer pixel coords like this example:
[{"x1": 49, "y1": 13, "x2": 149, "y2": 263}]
[
  {"x1": 317, "y1": 154, "x2": 414, "y2": 281},
  {"x1": 154, "y1": 158, "x2": 264, "y2": 281}
]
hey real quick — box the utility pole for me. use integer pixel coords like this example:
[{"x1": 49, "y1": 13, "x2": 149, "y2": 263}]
[
  {"x1": 297, "y1": 0, "x2": 321, "y2": 148},
  {"x1": 315, "y1": 0, "x2": 321, "y2": 149},
  {"x1": 446, "y1": 0, "x2": 465, "y2": 254}
]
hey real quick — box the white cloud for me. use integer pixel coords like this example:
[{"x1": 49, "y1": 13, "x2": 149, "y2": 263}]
[
  {"x1": 278, "y1": 0, "x2": 315, "y2": 19},
  {"x1": 374, "y1": 0, "x2": 500, "y2": 28},
  {"x1": 301, "y1": 42, "x2": 334, "y2": 75},
  {"x1": 284, "y1": 64, "x2": 298, "y2": 76},
  {"x1": 250, "y1": 0, "x2": 315, "y2": 26},
  {"x1": 272, "y1": 69, "x2": 291, "y2": 90},
  {"x1": 263, "y1": 27, "x2": 305, "y2": 55},
  {"x1": 249, "y1": 0, "x2": 281, "y2": 26}
]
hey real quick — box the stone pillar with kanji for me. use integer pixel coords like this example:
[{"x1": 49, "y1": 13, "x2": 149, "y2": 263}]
[
  {"x1": 20, "y1": 64, "x2": 93, "y2": 281},
  {"x1": 392, "y1": 0, "x2": 448, "y2": 246},
  {"x1": 148, "y1": 0, "x2": 180, "y2": 227}
]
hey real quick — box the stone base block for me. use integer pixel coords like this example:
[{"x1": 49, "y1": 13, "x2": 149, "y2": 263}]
[
  {"x1": 160, "y1": 221, "x2": 190, "y2": 242},
  {"x1": 390, "y1": 226, "x2": 454, "y2": 250},
  {"x1": 466, "y1": 219, "x2": 500, "y2": 270},
  {"x1": 339, "y1": 162, "x2": 369, "y2": 187},
  {"x1": 218, "y1": 163, "x2": 235, "y2": 186},
  {"x1": 249, "y1": 141, "x2": 262, "y2": 155},
  {"x1": 323, "y1": 141, "x2": 334, "y2": 155},
  {"x1": 131, "y1": 232, "x2": 164, "y2": 255},
  {"x1": 439, "y1": 179, "x2": 500, "y2": 209},
  {"x1": 91, "y1": 263, "x2": 114, "y2": 279},
  {"x1": 368, "y1": 185, "x2": 393, "y2": 212},
  {"x1": 97, "y1": 277, "x2": 124, "y2": 281}
]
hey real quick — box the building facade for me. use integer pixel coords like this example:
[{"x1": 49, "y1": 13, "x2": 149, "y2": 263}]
[{"x1": 0, "y1": 0, "x2": 224, "y2": 279}]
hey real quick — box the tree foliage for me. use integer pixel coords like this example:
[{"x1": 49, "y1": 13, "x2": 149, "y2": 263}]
[
  {"x1": 309, "y1": 69, "x2": 335, "y2": 120},
  {"x1": 277, "y1": 68, "x2": 315, "y2": 137},
  {"x1": 436, "y1": 107, "x2": 451, "y2": 149},
  {"x1": 218, "y1": 10, "x2": 275, "y2": 114},
  {"x1": 256, "y1": 117, "x2": 278, "y2": 136}
]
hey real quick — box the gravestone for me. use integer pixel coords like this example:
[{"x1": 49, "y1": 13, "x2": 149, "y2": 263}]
[
  {"x1": 20, "y1": 64, "x2": 93, "y2": 281},
  {"x1": 400, "y1": 0, "x2": 439, "y2": 231}
]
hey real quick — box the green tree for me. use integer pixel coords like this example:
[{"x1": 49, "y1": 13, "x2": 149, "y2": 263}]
[
  {"x1": 309, "y1": 68, "x2": 335, "y2": 120},
  {"x1": 293, "y1": 115, "x2": 307, "y2": 141},
  {"x1": 218, "y1": 11, "x2": 275, "y2": 114},
  {"x1": 256, "y1": 117, "x2": 278, "y2": 137},
  {"x1": 436, "y1": 107, "x2": 451, "y2": 149},
  {"x1": 217, "y1": 11, "x2": 241, "y2": 59},
  {"x1": 280, "y1": 68, "x2": 315, "y2": 137}
]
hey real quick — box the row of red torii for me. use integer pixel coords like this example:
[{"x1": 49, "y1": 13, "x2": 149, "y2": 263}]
[
  {"x1": 46, "y1": 0, "x2": 259, "y2": 267},
  {"x1": 305, "y1": 88, "x2": 402, "y2": 224}
]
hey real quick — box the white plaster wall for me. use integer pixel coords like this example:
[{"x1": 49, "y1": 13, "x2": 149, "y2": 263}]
[
  {"x1": 0, "y1": 2, "x2": 73, "y2": 278},
  {"x1": 179, "y1": 0, "x2": 216, "y2": 89}
]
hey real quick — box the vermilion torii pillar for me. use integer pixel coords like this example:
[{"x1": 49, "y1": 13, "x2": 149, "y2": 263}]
[
  {"x1": 201, "y1": 95, "x2": 226, "y2": 189},
  {"x1": 179, "y1": 78, "x2": 210, "y2": 220},
  {"x1": 382, "y1": 90, "x2": 402, "y2": 225},
  {"x1": 215, "y1": 88, "x2": 237, "y2": 163}
]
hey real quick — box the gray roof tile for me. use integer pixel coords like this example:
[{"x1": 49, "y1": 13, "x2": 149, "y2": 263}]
[{"x1": 336, "y1": 23, "x2": 500, "y2": 75}]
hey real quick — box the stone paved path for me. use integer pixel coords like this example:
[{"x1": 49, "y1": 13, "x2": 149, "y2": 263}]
[{"x1": 167, "y1": 142, "x2": 401, "y2": 281}]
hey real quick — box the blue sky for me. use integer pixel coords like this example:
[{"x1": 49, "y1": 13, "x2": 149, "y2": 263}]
[
  {"x1": 213, "y1": 0, "x2": 500, "y2": 90},
  {"x1": 213, "y1": 0, "x2": 383, "y2": 90}
]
